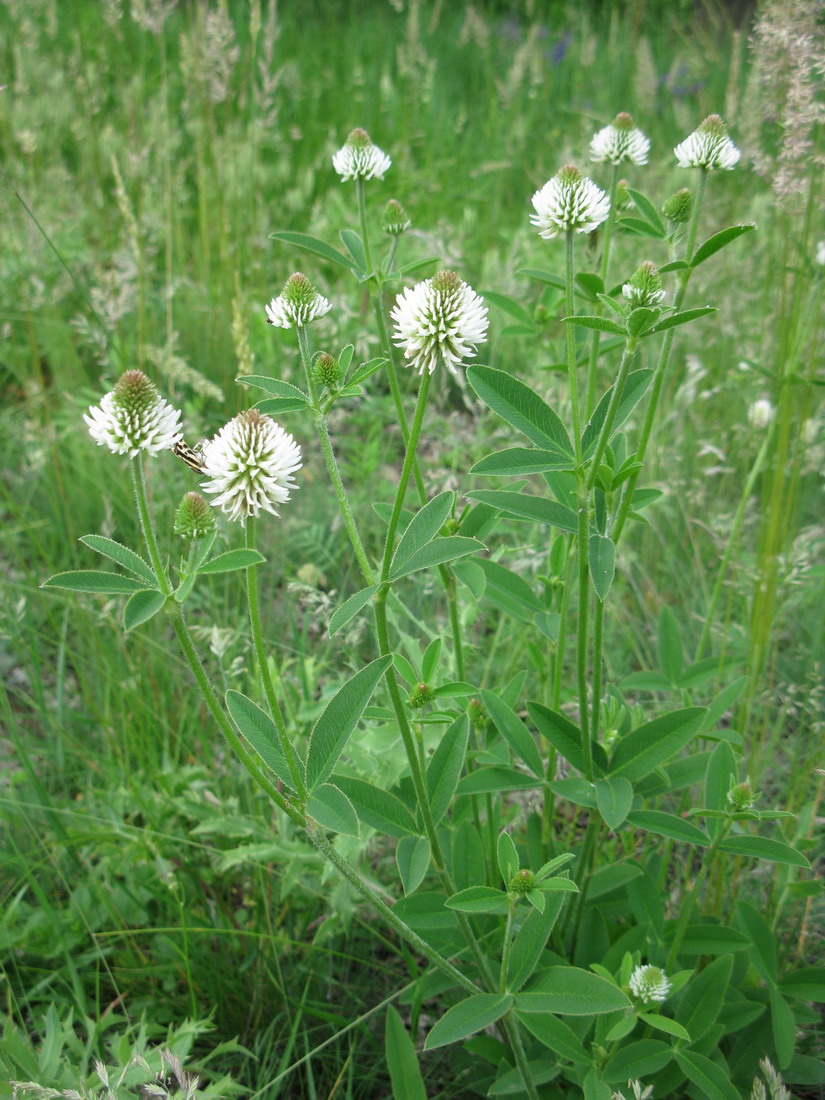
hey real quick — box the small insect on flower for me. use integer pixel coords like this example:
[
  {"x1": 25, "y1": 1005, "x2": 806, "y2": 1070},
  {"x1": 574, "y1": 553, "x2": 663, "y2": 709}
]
[{"x1": 172, "y1": 438, "x2": 207, "y2": 473}]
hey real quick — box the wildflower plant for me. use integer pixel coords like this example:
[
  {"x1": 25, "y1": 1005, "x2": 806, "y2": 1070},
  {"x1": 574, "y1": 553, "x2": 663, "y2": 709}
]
[{"x1": 43, "y1": 113, "x2": 821, "y2": 1100}]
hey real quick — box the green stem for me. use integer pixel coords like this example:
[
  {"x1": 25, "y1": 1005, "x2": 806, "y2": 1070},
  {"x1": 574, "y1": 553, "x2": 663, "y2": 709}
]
[
  {"x1": 586, "y1": 336, "x2": 639, "y2": 493},
  {"x1": 565, "y1": 231, "x2": 584, "y2": 467},
  {"x1": 381, "y1": 373, "x2": 432, "y2": 579},
  {"x1": 500, "y1": 901, "x2": 516, "y2": 993},
  {"x1": 245, "y1": 520, "x2": 306, "y2": 799},
  {"x1": 131, "y1": 454, "x2": 170, "y2": 594},
  {"x1": 501, "y1": 1012, "x2": 541, "y2": 1100},
  {"x1": 355, "y1": 178, "x2": 374, "y2": 277},
  {"x1": 666, "y1": 818, "x2": 732, "y2": 971},
  {"x1": 576, "y1": 486, "x2": 592, "y2": 780},
  {"x1": 611, "y1": 170, "x2": 708, "y2": 545},
  {"x1": 591, "y1": 597, "x2": 605, "y2": 747},
  {"x1": 585, "y1": 163, "x2": 621, "y2": 417},
  {"x1": 551, "y1": 543, "x2": 574, "y2": 710}
]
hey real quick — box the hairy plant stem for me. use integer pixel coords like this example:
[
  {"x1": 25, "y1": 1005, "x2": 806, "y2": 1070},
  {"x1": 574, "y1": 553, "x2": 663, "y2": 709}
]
[
  {"x1": 295, "y1": 324, "x2": 375, "y2": 585},
  {"x1": 355, "y1": 178, "x2": 374, "y2": 279},
  {"x1": 611, "y1": 169, "x2": 707, "y2": 545},
  {"x1": 666, "y1": 818, "x2": 732, "y2": 971},
  {"x1": 500, "y1": 902, "x2": 516, "y2": 993},
  {"x1": 502, "y1": 1013, "x2": 541, "y2": 1100},
  {"x1": 131, "y1": 455, "x2": 171, "y2": 594},
  {"x1": 565, "y1": 231, "x2": 584, "y2": 467},
  {"x1": 586, "y1": 336, "x2": 639, "y2": 493},
  {"x1": 585, "y1": 162, "x2": 621, "y2": 417},
  {"x1": 576, "y1": 488, "x2": 592, "y2": 780},
  {"x1": 245, "y1": 520, "x2": 306, "y2": 799}
]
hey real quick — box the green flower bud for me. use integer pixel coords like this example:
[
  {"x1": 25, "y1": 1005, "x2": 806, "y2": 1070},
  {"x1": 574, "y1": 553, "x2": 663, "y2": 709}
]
[
  {"x1": 467, "y1": 698, "x2": 486, "y2": 730},
  {"x1": 622, "y1": 261, "x2": 665, "y2": 307},
  {"x1": 383, "y1": 199, "x2": 411, "y2": 236},
  {"x1": 312, "y1": 352, "x2": 342, "y2": 389},
  {"x1": 662, "y1": 188, "x2": 693, "y2": 224},
  {"x1": 174, "y1": 492, "x2": 217, "y2": 539},
  {"x1": 509, "y1": 868, "x2": 536, "y2": 894},
  {"x1": 727, "y1": 777, "x2": 757, "y2": 812},
  {"x1": 409, "y1": 682, "x2": 436, "y2": 708}
]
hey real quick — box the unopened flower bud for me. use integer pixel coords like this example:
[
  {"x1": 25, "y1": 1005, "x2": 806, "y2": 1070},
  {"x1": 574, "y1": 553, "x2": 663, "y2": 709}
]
[
  {"x1": 266, "y1": 273, "x2": 332, "y2": 329},
  {"x1": 622, "y1": 261, "x2": 666, "y2": 307},
  {"x1": 468, "y1": 698, "x2": 486, "y2": 729},
  {"x1": 409, "y1": 682, "x2": 436, "y2": 708},
  {"x1": 727, "y1": 777, "x2": 756, "y2": 811},
  {"x1": 312, "y1": 352, "x2": 342, "y2": 389},
  {"x1": 662, "y1": 188, "x2": 693, "y2": 224},
  {"x1": 174, "y1": 492, "x2": 217, "y2": 539},
  {"x1": 509, "y1": 868, "x2": 536, "y2": 894},
  {"x1": 383, "y1": 199, "x2": 411, "y2": 236}
]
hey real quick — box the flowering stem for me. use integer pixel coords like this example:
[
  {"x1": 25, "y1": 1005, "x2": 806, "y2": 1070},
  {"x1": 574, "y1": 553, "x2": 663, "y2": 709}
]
[
  {"x1": 296, "y1": 325, "x2": 375, "y2": 585},
  {"x1": 666, "y1": 819, "x2": 732, "y2": 971},
  {"x1": 576, "y1": 488, "x2": 592, "y2": 780},
  {"x1": 501, "y1": 1013, "x2": 541, "y2": 1100},
  {"x1": 584, "y1": 163, "x2": 620, "y2": 418},
  {"x1": 611, "y1": 171, "x2": 707, "y2": 544},
  {"x1": 586, "y1": 336, "x2": 639, "y2": 492},
  {"x1": 565, "y1": 231, "x2": 584, "y2": 466},
  {"x1": 381, "y1": 372, "x2": 432, "y2": 579},
  {"x1": 500, "y1": 901, "x2": 516, "y2": 993},
  {"x1": 590, "y1": 597, "x2": 605, "y2": 748},
  {"x1": 131, "y1": 455, "x2": 171, "y2": 595},
  {"x1": 245, "y1": 520, "x2": 306, "y2": 799},
  {"x1": 355, "y1": 178, "x2": 374, "y2": 277}
]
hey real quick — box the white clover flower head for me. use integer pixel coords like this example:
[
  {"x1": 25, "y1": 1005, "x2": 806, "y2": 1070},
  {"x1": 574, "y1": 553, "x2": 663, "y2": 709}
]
[
  {"x1": 674, "y1": 114, "x2": 740, "y2": 170},
  {"x1": 173, "y1": 491, "x2": 217, "y2": 539},
  {"x1": 530, "y1": 165, "x2": 611, "y2": 240},
  {"x1": 265, "y1": 273, "x2": 332, "y2": 329},
  {"x1": 200, "y1": 410, "x2": 302, "y2": 526},
  {"x1": 611, "y1": 1082, "x2": 654, "y2": 1100},
  {"x1": 332, "y1": 127, "x2": 392, "y2": 182},
  {"x1": 390, "y1": 269, "x2": 489, "y2": 376},
  {"x1": 748, "y1": 398, "x2": 775, "y2": 430},
  {"x1": 84, "y1": 370, "x2": 182, "y2": 458},
  {"x1": 622, "y1": 260, "x2": 666, "y2": 307},
  {"x1": 590, "y1": 112, "x2": 650, "y2": 166},
  {"x1": 383, "y1": 198, "x2": 411, "y2": 236},
  {"x1": 629, "y1": 964, "x2": 671, "y2": 1004}
]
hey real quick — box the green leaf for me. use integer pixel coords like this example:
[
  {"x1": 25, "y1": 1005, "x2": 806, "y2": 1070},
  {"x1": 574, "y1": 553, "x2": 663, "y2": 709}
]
[
  {"x1": 305, "y1": 656, "x2": 392, "y2": 790},
  {"x1": 482, "y1": 690, "x2": 544, "y2": 777},
  {"x1": 427, "y1": 714, "x2": 469, "y2": 823},
  {"x1": 626, "y1": 188, "x2": 667, "y2": 236},
  {"x1": 481, "y1": 290, "x2": 535, "y2": 327},
  {"x1": 237, "y1": 376, "x2": 309, "y2": 401},
  {"x1": 779, "y1": 967, "x2": 825, "y2": 1002},
  {"x1": 704, "y1": 741, "x2": 737, "y2": 838},
  {"x1": 199, "y1": 549, "x2": 266, "y2": 575},
  {"x1": 390, "y1": 537, "x2": 484, "y2": 580},
  {"x1": 676, "y1": 954, "x2": 732, "y2": 1041},
  {"x1": 516, "y1": 1011, "x2": 588, "y2": 1065},
  {"x1": 396, "y1": 836, "x2": 431, "y2": 895},
  {"x1": 79, "y1": 535, "x2": 157, "y2": 586},
  {"x1": 385, "y1": 1007, "x2": 427, "y2": 1100},
  {"x1": 626, "y1": 810, "x2": 710, "y2": 846},
  {"x1": 475, "y1": 559, "x2": 542, "y2": 621},
  {"x1": 333, "y1": 776, "x2": 417, "y2": 838},
  {"x1": 528, "y1": 702, "x2": 605, "y2": 777},
  {"x1": 466, "y1": 490, "x2": 578, "y2": 533},
  {"x1": 42, "y1": 570, "x2": 149, "y2": 595},
  {"x1": 674, "y1": 1051, "x2": 740, "y2": 1100},
  {"x1": 508, "y1": 895, "x2": 566, "y2": 992},
  {"x1": 770, "y1": 987, "x2": 796, "y2": 1069},
  {"x1": 736, "y1": 900, "x2": 777, "y2": 981},
  {"x1": 617, "y1": 215, "x2": 667, "y2": 239},
  {"x1": 253, "y1": 395, "x2": 310, "y2": 414},
  {"x1": 456, "y1": 766, "x2": 538, "y2": 795},
  {"x1": 690, "y1": 223, "x2": 756, "y2": 267},
  {"x1": 638, "y1": 1012, "x2": 690, "y2": 1041},
  {"x1": 535, "y1": 878, "x2": 578, "y2": 894},
  {"x1": 582, "y1": 370, "x2": 653, "y2": 457},
  {"x1": 421, "y1": 638, "x2": 441, "y2": 683},
  {"x1": 348, "y1": 355, "x2": 386, "y2": 387},
  {"x1": 516, "y1": 266, "x2": 566, "y2": 289},
  {"x1": 516, "y1": 967, "x2": 630, "y2": 1016},
  {"x1": 225, "y1": 690, "x2": 296, "y2": 790},
  {"x1": 497, "y1": 831, "x2": 519, "y2": 884},
  {"x1": 269, "y1": 230, "x2": 352, "y2": 268},
  {"x1": 603, "y1": 1039, "x2": 672, "y2": 1084},
  {"x1": 328, "y1": 585, "x2": 377, "y2": 637},
  {"x1": 123, "y1": 589, "x2": 166, "y2": 631},
  {"x1": 609, "y1": 707, "x2": 706, "y2": 781},
  {"x1": 721, "y1": 835, "x2": 809, "y2": 867},
  {"x1": 657, "y1": 605, "x2": 684, "y2": 683},
  {"x1": 425, "y1": 994, "x2": 513, "y2": 1052},
  {"x1": 445, "y1": 886, "x2": 509, "y2": 914},
  {"x1": 470, "y1": 446, "x2": 574, "y2": 476},
  {"x1": 678, "y1": 924, "x2": 750, "y2": 955},
  {"x1": 340, "y1": 228, "x2": 367, "y2": 273},
  {"x1": 563, "y1": 315, "x2": 627, "y2": 335},
  {"x1": 626, "y1": 306, "x2": 661, "y2": 338},
  {"x1": 391, "y1": 492, "x2": 454, "y2": 574},
  {"x1": 306, "y1": 783, "x2": 359, "y2": 836},
  {"x1": 649, "y1": 306, "x2": 717, "y2": 334},
  {"x1": 548, "y1": 778, "x2": 597, "y2": 808},
  {"x1": 588, "y1": 534, "x2": 615, "y2": 602},
  {"x1": 595, "y1": 776, "x2": 633, "y2": 830},
  {"x1": 466, "y1": 365, "x2": 573, "y2": 454}
]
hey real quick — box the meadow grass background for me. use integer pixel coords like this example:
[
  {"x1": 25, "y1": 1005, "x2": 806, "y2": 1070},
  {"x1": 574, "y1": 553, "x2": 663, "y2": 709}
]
[{"x1": 0, "y1": 0, "x2": 823, "y2": 1096}]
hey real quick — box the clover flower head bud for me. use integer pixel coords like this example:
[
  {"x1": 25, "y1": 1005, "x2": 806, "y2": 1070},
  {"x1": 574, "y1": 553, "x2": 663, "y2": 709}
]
[
  {"x1": 662, "y1": 187, "x2": 693, "y2": 224},
  {"x1": 622, "y1": 261, "x2": 666, "y2": 307},
  {"x1": 174, "y1": 492, "x2": 217, "y2": 539},
  {"x1": 383, "y1": 198, "x2": 411, "y2": 236},
  {"x1": 468, "y1": 698, "x2": 486, "y2": 730},
  {"x1": 312, "y1": 352, "x2": 342, "y2": 389},
  {"x1": 84, "y1": 369, "x2": 182, "y2": 458},
  {"x1": 530, "y1": 165, "x2": 611, "y2": 240},
  {"x1": 199, "y1": 409, "x2": 302, "y2": 526},
  {"x1": 509, "y1": 869, "x2": 536, "y2": 894},
  {"x1": 265, "y1": 273, "x2": 332, "y2": 329},
  {"x1": 390, "y1": 269, "x2": 489, "y2": 376},
  {"x1": 590, "y1": 112, "x2": 650, "y2": 166},
  {"x1": 409, "y1": 682, "x2": 436, "y2": 708},
  {"x1": 629, "y1": 964, "x2": 671, "y2": 1003},
  {"x1": 611, "y1": 1083, "x2": 654, "y2": 1100},
  {"x1": 727, "y1": 777, "x2": 757, "y2": 811},
  {"x1": 748, "y1": 399, "x2": 775, "y2": 430},
  {"x1": 674, "y1": 114, "x2": 740, "y2": 170},
  {"x1": 332, "y1": 127, "x2": 391, "y2": 182}
]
